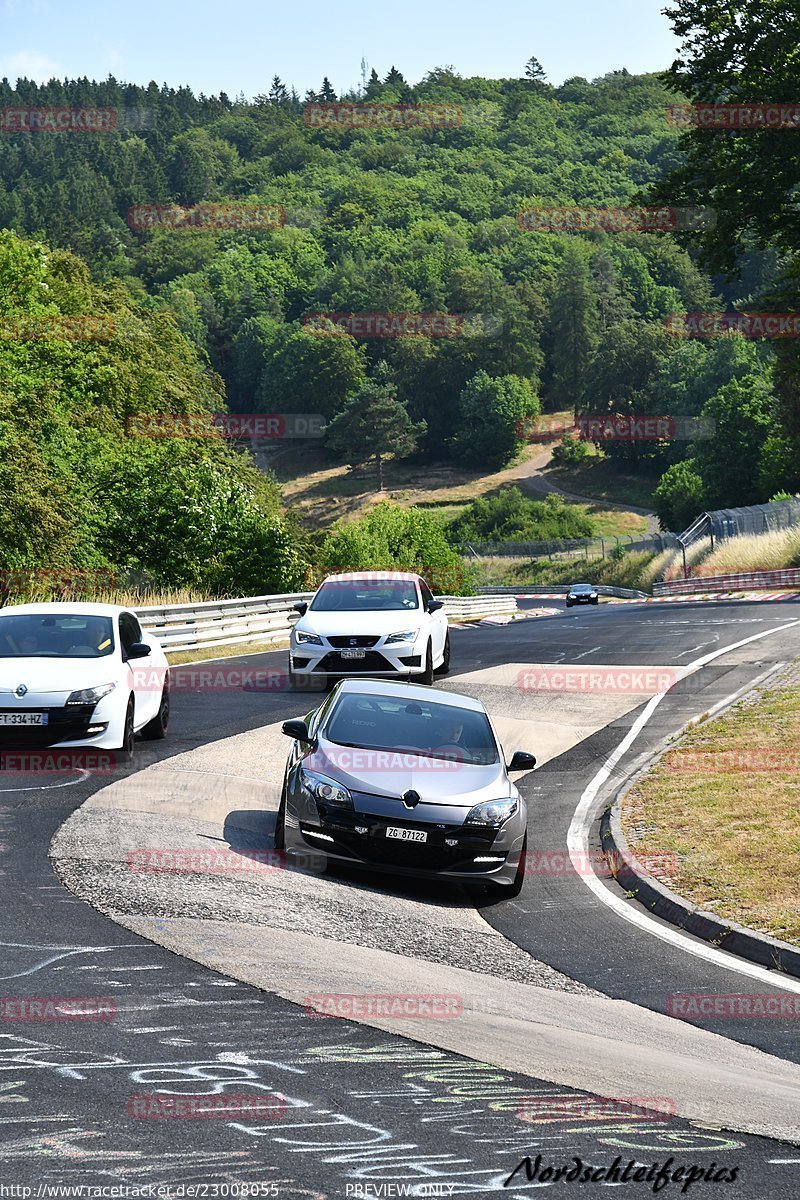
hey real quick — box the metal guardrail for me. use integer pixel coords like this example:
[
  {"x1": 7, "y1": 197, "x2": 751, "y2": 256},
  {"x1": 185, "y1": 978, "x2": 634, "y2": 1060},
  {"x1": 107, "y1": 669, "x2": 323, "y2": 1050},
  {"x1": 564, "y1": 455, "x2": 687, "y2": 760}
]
[
  {"x1": 654, "y1": 569, "x2": 800, "y2": 596},
  {"x1": 479, "y1": 585, "x2": 648, "y2": 599},
  {"x1": 136, "y1": 592, "x2": 518, "y2": 654}
]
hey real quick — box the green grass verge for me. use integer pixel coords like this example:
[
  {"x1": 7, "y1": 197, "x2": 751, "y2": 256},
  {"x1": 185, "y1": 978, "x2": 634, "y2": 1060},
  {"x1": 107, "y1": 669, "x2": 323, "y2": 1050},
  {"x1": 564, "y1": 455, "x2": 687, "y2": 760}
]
[{"x1": 622, "y1": 672, "x2": 800, "y2": 947}]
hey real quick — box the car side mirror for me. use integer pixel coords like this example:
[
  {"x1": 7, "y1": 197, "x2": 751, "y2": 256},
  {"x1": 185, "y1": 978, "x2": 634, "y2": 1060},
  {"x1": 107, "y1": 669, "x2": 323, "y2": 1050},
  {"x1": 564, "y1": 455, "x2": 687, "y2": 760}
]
[
  {"x1": 293, "y1": 601, "x2": 308, "y2": 616},
  {"x1": 427, "y1": 600, "x2": 444, "y2": 613},
  {"x1": 507, "y1": 750, "x2": 537, "y2": 772},
  {"x1": 282, "y1": 718, "x2": 314, "y2": 744},
  {"x1": 127, "y1": 642, "x2": 151, "y2": 659}
]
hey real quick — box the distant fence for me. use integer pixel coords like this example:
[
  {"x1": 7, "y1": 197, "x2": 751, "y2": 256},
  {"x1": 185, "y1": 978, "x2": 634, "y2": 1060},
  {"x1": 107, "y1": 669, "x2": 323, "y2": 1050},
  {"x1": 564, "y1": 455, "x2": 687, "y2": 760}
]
[
  {"x1": 458, "y1": 533, "x2": 677, "y2": 561},
  {"x1": 654, "y1": 568, "x2": 800, "y2": 596},
  {"x1": 676, "y1": 499, "x2": 800, "y2": 553}
]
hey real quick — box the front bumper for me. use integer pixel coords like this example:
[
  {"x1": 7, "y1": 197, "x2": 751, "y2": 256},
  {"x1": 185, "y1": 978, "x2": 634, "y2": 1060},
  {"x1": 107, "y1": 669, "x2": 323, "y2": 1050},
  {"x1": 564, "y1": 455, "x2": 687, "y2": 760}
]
[
  {"x1": 283, "y1": 802, "x2": 526, "y2": 887},
  {"x1": 290, "y1": 638, "x2": 423, "y2": 677},
  {"x1": 0, "y1": 703, "x2": 102, "y2": 749},
  {"x1": 566, "y1": 596, "x2": 598, "y2": 606}
]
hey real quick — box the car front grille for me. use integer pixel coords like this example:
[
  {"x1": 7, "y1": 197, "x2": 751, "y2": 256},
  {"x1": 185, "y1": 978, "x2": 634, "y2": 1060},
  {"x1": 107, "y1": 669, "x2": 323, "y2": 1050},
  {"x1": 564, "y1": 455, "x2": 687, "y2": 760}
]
[
  {"x1": 326, "y1": 636, "x2": 380, "y2": 648},
  {"x1": 317, "y1": 651, "x2": 394, "y2": 673},
  {"x1": 0, "y1": 704, "x2": 96, "y2": 748},
  {"x1": 303, "y1": 810, "x2": 501, "y2": 873}
]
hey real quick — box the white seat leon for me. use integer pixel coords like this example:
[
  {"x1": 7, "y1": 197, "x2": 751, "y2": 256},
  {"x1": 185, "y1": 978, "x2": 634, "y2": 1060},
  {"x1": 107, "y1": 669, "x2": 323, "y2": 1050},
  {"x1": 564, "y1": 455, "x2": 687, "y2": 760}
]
[
  {"x1": 289, "y1": 572, "x2": 450, "y2": 687},
  {"x1": 0, "y1": 602, "x2": 170, "y2": 760}
]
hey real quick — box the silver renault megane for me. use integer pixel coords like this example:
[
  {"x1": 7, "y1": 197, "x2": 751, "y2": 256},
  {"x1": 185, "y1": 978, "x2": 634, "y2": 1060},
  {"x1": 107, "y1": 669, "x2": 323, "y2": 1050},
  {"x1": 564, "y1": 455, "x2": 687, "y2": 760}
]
[{"x1": 275, "y1": 678, "x2": 535, "y2": 893}]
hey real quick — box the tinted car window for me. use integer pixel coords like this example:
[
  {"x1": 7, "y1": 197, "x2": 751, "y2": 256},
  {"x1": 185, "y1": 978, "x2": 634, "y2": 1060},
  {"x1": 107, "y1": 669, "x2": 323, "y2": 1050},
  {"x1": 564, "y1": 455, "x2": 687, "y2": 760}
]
[
  {"x1": 119, "y1": 612, "x2": 142, "y2": 656},
  {"x1": 0, "y1": 614, "x2": 115, "y2": 659},
  {"x1": 311, "y1": 580, "x2": 419, "y2": 612},
  {"x1": 325, "y1": 693, "x2": 499, "y2": 764},
  {"x1": 419, "y1": 580, "x2": 434, "y2": 607}
]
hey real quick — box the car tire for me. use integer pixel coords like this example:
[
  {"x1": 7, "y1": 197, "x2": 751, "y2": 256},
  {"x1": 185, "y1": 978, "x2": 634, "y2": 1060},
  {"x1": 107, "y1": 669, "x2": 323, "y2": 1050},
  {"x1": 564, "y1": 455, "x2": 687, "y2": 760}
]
[
  {"x1": 566, "y1": 601, "x2": 572, "y2": 608},
  {"x1": 506, "y1": 833, "x2": 527, "y2": 897},
  {"x1": 116, "y1": 697, "x2": 136, "y2": 764},
  {"x1": 141, "y1": 683, "x2": 169, "y2": 740},
  {"x1": 592, "y1": 597, "x2": 599, "y2": 605},
  {"x1": 274, "y1": 786, "x2": 286, "y2": 851},
  {"x1": 436, "y1": 632, "x2": 451, "y2": 676},
  {"x1": 416, "y1": 640, "x2": 434, "y2": 685}
]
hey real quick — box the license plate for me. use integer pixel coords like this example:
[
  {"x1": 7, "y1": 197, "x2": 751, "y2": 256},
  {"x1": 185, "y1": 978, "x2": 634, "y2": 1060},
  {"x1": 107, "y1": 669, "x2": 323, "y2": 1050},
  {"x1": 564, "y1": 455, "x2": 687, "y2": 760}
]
[
  {"x1": 340, "y1": 649, "x2": 366, "y2": 660},
  {"x1": 386, "y1": 826, "x2": 427, "y2": 843},
  {"x1": 0, "y1": 713, "x2": 48, "y2": 726}
]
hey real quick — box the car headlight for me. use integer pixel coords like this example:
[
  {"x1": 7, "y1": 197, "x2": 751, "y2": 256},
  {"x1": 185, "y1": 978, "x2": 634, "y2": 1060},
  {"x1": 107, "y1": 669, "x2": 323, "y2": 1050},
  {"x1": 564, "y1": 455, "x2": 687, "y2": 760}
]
[
  {"x1": 464, "y1": 797, "x2": 518, "y2": 827},
  {"x1": 300, "y1": 769, "x2": 353, "y2": 808},
  {"x1": 66, "y1": 683, "x2": 117, "y2": 706},
  {"x1": 384, "y1": 629, "x2": 417, "y2": 644},
  {"x1": 295, "y1": 630, "x2": 323, "y2": 646}
]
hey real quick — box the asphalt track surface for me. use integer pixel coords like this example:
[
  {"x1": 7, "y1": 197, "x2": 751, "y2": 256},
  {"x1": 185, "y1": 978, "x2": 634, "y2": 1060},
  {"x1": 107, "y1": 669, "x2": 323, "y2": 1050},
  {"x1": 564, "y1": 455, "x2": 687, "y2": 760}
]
[{"x1": 2, "y1": 598, "x2": 800, "y2": 1198}]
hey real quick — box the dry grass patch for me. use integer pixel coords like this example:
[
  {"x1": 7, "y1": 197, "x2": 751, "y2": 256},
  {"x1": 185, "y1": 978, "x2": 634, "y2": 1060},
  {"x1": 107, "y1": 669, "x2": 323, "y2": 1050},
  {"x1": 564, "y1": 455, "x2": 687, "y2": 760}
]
[
  {"x1": 691, "y1": 528, "x2": 800, "y2": 577},
  {"x1": 622, "y1": 674, "x2": 800, "y2": 945}
]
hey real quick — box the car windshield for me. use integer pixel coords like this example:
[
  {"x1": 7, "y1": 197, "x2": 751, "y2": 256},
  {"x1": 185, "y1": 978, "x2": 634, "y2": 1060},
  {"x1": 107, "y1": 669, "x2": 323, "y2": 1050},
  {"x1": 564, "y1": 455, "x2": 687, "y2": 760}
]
[
  {"x1": 571, "y1": 585, "x2": 594, "y2": 592},
  {"x1": 325, "y1": 693, "x2": 500, "y2": 765},
  {"x1": 0, "y1": 614, "x2": 115, "y2": 659},
  {"x1": 311, "y1": 579, "x2": 419, "y2": 612}
]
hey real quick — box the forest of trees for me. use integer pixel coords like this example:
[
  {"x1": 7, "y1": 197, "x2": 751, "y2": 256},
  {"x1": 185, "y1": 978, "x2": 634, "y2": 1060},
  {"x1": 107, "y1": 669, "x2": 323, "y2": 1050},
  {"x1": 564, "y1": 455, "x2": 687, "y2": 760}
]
[{"x1": 2, "y1": 18, "x2": 800, "y2": 589}]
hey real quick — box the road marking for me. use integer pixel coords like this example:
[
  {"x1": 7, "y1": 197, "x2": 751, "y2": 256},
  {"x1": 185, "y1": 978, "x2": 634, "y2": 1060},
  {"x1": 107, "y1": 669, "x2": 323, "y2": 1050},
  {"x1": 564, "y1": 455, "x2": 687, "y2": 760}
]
[
  {"x1": 567, "y1": 618, "x2": 800, "y2": 992},
  {"x1": 571, "y1": 646, "x2": 601, "y2": 661}
]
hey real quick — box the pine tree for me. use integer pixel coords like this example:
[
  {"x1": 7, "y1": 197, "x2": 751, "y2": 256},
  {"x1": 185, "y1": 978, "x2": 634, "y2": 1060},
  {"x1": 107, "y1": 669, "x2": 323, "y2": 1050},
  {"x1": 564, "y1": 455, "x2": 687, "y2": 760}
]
[
  {"x1": 364, "y1": 68, "x2": 382, "y2": 99},
  {"x1": 318, "y1": 77, "x2": 337, "y2": 102},
  {"x1": 524, "y1": 56, "x2": 548, "y2": 88},
  {"x1": 325, "y1": 363, "x2": 426, "y2": 491},
  {"x1": 548, "y1": 243, "x2": 600, "y2": 409},
  {"x1": 268, "y1": 75, "x2": 290, "y2": 107},
  {"x1": 383, "y1": 66, "x2": 405, "y2": 87}
]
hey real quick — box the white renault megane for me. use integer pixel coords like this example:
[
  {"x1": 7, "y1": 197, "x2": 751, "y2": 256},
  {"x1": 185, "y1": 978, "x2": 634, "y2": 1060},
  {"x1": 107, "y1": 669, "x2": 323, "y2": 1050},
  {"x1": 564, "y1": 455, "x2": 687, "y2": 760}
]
[{"x1": 0, "y1": 603, "x2": 169, "y2": 760}]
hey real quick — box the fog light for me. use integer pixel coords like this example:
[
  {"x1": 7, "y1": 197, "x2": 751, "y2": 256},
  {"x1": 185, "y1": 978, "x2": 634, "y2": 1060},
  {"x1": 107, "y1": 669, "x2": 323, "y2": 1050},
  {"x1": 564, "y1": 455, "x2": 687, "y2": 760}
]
[
  {"x1": 305, "y1": 830, "x2": 334, "y2": 843},
  {"x1": 474, "y1": 855, "x2": 505, "y2": 863}
]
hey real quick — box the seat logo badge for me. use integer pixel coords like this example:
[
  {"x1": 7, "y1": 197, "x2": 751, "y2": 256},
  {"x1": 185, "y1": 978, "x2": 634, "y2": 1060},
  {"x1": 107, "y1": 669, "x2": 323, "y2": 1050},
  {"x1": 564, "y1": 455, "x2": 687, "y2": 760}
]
[
  {"x1": 15, "y1": 684, "x2": 27, "y2": 698},
  {"x1": 402, "y1": 789, "x2": 420, "y2": 809},
  {"x1": 349, "y1": 638, "x2": 357, "y2": 646}
]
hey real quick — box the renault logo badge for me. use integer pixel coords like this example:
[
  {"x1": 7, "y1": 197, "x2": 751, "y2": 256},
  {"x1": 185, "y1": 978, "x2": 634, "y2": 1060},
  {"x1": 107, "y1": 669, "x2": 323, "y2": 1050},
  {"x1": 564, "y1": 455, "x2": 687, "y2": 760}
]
[
  {"x1": 402, "y1": 789, "x2": 420, "y2": 809},
  {"x1": 15, "y1": 684, "x2": 28, "y2": 698}
]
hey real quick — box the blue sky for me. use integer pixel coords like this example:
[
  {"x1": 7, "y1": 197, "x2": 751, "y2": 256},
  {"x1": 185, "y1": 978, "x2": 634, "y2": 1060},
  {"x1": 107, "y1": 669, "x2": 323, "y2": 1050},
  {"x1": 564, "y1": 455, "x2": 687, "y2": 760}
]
[{"x1": 0, "y1": 0, "x2": 679, "y2": 97}]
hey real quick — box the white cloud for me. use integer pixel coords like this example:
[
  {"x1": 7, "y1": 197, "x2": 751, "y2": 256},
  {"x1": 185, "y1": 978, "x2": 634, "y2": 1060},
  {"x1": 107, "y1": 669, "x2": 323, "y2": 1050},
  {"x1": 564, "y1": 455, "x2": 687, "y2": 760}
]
[{"x1": 0, "y1": 48, "x2": 65, "y2": 83}]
